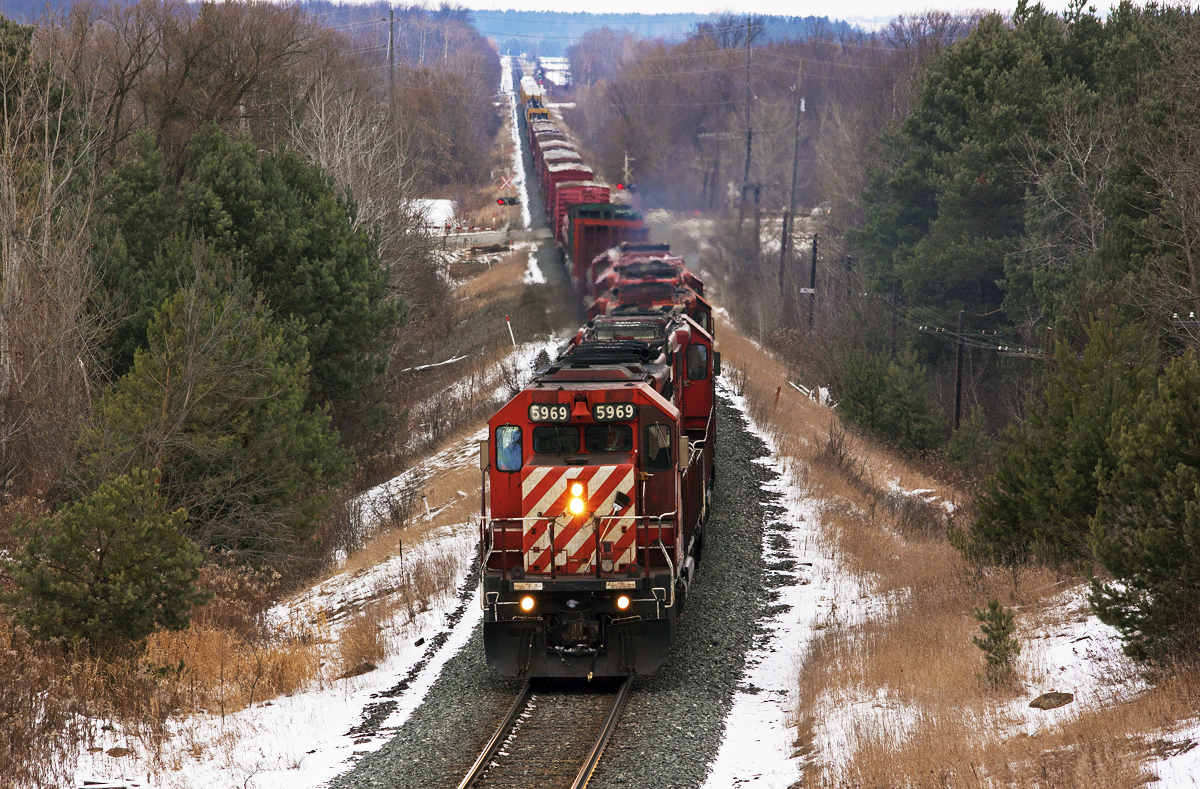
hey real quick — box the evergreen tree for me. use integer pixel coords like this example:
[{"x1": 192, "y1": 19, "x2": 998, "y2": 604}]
[
  {"x1": 81, "y1": 247, "x2": 351, "y2": 559},
  {"x1": 973, "y1": 598, "x2": 1021, "y2": 682},
  {"x1": 877, "y1": 346, "x2": 946, "y2": 451},
  {"x1": 94, "y1": 126, "x2": 401, "y2": 442},
  {"x1": 970, "y1": 318, "x2": 1155, "y2": 566},
  {"x1": 1091, "y1": 351, "x2": 1200, "y2": 661},
  {"x1": 11, "y1": 469, "x2": 207, "y2": 646},
  {"x1": 835, "y1": 346, "x2": 944, "y2": 451},
  {"x1": 852, "y1": 4, "x2": 1111, "y2": 326}
]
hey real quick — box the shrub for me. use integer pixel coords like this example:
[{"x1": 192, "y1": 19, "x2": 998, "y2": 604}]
[
  {"x1": 836, "y1": 345, "x2": 945, "y2": 451},
  {"x1": 973, "y1": 598, "x2": 1020, "y2": 683},
  {"x1": 10, "y1": 469, "x2": 207, "y2": 646}
]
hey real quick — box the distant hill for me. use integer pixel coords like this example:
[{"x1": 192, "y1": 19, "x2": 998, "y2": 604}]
[{"x1": 468, "y1": 11, "x2": 859, "y2": 57}]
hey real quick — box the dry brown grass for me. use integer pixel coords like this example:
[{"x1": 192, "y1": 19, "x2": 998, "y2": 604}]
[{"x1": 716, "y1": 320, "x2": 1200, "y2": 788}]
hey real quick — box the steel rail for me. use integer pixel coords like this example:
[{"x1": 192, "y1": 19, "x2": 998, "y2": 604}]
[
  {"x1": 456, "y1": 680, "x2": 534, "y2": 789},
  {"x1": 569, "y1": 675, "x2": 635, "y2": 789}
]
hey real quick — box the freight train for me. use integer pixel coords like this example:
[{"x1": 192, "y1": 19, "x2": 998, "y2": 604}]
[{"x1": 476, "y1": 71, "x2": 718, "y2": 678}]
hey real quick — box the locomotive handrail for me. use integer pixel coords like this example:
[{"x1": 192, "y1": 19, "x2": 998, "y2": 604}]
[
  {"x1": 652, "y1": 538, "x2": 675, "y2": 608},
  {"x1": 484, "y1": 513, "x2": 678, "y2": 581}
]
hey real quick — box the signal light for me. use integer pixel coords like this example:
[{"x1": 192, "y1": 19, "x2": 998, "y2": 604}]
[
  {"x1": 616, "y1": 596, "x2": 630, "y2": 610},
  {"x1": 496, "y1": 196, "x2": 520, "y2": 206},
  {"x1": 520, "y1": 596, "x2": 535, "y2": 612}
]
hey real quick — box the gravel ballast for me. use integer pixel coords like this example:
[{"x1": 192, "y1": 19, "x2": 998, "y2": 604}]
[{"x1": 328, "y1": 395, "x2": 788, "y2": 788}]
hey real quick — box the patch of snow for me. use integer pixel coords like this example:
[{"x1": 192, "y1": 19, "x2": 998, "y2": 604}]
[
  {"x1": 75, "y1": 525, "x2": 479, "y2": 789},
  {"x1": 413, "y1": 198, "x2": 456, "y2": 227},
  {"x1": 501, "y1": 57, "x2": 531, "y2": 230},
  {"x1": 702, "y1": 376, "x2": 841, "y2": 788},
  {"x1": 1149, "y1": 719, "x2": 1200, "y2": 786}
]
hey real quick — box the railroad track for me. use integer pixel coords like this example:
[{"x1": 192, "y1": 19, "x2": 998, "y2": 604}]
[{"x1": 456, "y1": 676, "x2": 634, "y2": 789}]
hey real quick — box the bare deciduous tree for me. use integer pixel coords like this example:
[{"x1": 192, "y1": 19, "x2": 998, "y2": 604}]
[{"x1": 0, "y1": 24, "x2": 102, "y2": 494}]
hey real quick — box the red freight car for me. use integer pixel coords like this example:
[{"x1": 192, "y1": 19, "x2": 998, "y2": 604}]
[
  {"x1": 551, "y1": 181, "x2": 609, "y2": 243},
  {"x1": 562, "y1": 204, "x2": 650, "y2": 293}
]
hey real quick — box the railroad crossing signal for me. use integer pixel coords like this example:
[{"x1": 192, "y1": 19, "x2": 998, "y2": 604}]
[
  {"x1": 499, "y1": 174, "x2": 515, "y2": 190},
  {"x1": 496, "y1": 196, "x2": 520, "y2": 206}
]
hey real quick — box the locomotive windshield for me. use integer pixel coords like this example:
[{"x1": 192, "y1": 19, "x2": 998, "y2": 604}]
[
  {"x1": 495, "y1": 425, "x2": 522, "y2": 471},
  {"x1": 644, "y1": 424, "x2": 672, "y2": 470},
  {"x1": 585, "y1": 424, "x2": 632, "y2": 452},
  {"x1": 532, "y1": 425, "x2": 579, "y2": 453},
  {"x1": 686, "y1": 344, "x2": 709, "y2": 380}
]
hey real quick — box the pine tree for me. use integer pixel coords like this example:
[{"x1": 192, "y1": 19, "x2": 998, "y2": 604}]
[
  {"x1": 970, "y1": 318, "x2": 1155, "y2": 566},
  {"x1": 80, "y1": 248, "x2": 351, "y2": 559},
  {"x1": 94, "y1": 125, "x2": 401, "y2": 444},
  {"x1": 973, "y1": 598, "x2": 1021, "y2": 683},
  {"x1": 1091, "y1": 351, "x2": 1200, "y2": 661},
  {"x1": 11, "y1": 469, "x2": 207, "y2": 646}
]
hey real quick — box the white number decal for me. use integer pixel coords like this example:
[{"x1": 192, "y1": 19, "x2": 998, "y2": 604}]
[
  {"x1": 529, "y1": 404, "x2": 568, "y2": 422},
  {"x1": 593, "y1": 403, "x2": 635, "y2": 421}
]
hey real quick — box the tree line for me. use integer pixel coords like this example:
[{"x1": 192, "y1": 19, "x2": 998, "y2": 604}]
[
  {"x1": 574, "y1": 2, "x2": 1200, "y2": 663},
  {"x1": 0, "y1": 1, "x2": 501, "y2": 649}
]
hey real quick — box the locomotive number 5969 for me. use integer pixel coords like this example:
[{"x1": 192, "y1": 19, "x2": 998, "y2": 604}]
[{"x1": 592, "y1": 403, "x2": 636, "y2": 421}]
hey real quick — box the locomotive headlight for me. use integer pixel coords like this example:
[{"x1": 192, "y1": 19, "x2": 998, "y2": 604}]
[
  {"x1": 616, "y1": 595, "x2": 631, "y2": 610},
  {"x1": 570, "y1": 482, "x2": 584, "y2": 496},
  {"x1": 520, "y1": 596, "x2": 535, "y2": 612}
]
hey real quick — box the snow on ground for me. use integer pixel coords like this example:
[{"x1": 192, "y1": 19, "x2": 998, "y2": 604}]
[
  {"x1": 701, "y1": 377, "x2": 838, "y2": 789},
  {"x1": 1151, "y1": 718, "x2": 1200, "y2": 786},
  {"x1": 515, "y1": 240, "x2": 545, "y2": 284},
  {"x1": 71, "y1": 337, "x2": 565, "y2": 789},
  {"x1": 74, "y1": 489, "x2": 480, "y2": 789},
  {"x1": 500, "y1": 56, "x2": 531, "y2": 230},
  {"x1": 413, "y1": 198, "x2": 456, "y2": 227}
]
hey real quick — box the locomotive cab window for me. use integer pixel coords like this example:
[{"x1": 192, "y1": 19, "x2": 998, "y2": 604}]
[
  {"x1": 495, "y1": 425, "x2": 522, "y2": 472},
  {"x1": 695, "y1": 312, "x2": 710, "y2": 332},
  {"x1": 686, "y1": 344, "x2": 709, "y2": 380},
  {"x1": 532, "y1": 425, "x2": 580, "y2": 454},
  {"x1": 585, "y1": 424, "x2": 632, "y2": 453},
  {"x1": 644, "y1": 424, "x2": 672, "y2": 471}
]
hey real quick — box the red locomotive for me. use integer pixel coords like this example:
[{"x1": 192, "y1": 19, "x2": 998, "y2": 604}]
[
  {"x1": 479, "y1": 313, "x2": 718, "y2": 678},
  {"x1": 588, "y1": 243, "x2": 714, "y2": 336}
]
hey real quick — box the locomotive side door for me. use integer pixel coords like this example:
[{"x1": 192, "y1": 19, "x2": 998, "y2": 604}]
[{"x1": 637, "y1": 405, "x2": 679, "y2": 561}]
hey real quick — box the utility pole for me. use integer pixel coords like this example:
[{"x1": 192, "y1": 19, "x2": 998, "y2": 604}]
[
  {"x1": 623, "y1": 151, "x2": 634, "y2": 185},
  {"x1": 752, "y1": 184, "x2": 762, "y2": 258},
  {"x1": 388, "y1": 8, "x2": 395, "y2": 110},
  {"x1": 890, "y1": 280, "x2": 898, "y2": 358},
  {"x1": 807, "y1": 233, "x2": 818, "y2": 327},
  {"x1": 954, "y1": 309, "x2": 965, "y2": 430},
  {"x1": 700, "y1": 131, "x2": 738, "y2": 211},
  {"x1": 742, "y1": 15, "x2": 753, "y2": 191},
  {"x1": 780, "y1": 60, "x2": 804, "y2": 326}
]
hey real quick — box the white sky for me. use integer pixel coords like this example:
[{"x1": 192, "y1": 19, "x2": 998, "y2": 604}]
[{"x1": 462, "y1": 0, "x2": 1124, "y2": 29}]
